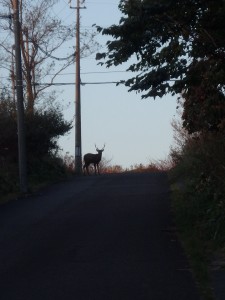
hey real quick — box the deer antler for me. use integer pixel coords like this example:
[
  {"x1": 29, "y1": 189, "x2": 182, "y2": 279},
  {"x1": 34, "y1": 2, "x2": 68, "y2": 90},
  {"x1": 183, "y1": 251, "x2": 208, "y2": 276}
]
[{"x1": 95, "y1": 144, "x2": 105, "y2": 150}]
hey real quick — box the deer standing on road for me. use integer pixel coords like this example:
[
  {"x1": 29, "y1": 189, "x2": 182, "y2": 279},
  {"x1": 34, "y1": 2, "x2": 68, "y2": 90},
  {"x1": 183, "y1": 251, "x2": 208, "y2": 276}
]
[{"x1": 83, "y1": 144, "x2": 105, "y2": 175}]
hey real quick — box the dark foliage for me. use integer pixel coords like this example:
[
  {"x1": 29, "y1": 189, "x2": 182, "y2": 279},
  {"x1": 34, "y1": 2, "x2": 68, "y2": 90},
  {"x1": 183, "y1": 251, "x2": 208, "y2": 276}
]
[
  {"x1": 0, "y1": 92, "x2": 72, "y2": 197},
  {"x1": 25, "y1": 109, "x2": 72, "y2": 160},
  {"x1": 96, "y1": 0, "x2": 225, "y2": 133},
  {"x1": 0, "y1": 95, "x2": 72, "y2": 163},
  {"x1": 170, "y1": 132, "x2": 225, "y2": 245}
]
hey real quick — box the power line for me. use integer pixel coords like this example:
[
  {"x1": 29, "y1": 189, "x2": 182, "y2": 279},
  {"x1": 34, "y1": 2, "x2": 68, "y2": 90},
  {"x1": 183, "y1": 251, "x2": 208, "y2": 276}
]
[
  {"x1": 46, "y1": 70, "x2": 129, "y2": 75},
  {"x1": 31, "y1": 40, "x2": 76, "y2": 61},
  {"x1": 0, "y1": 32, "x2": 11, "y2": 44},
  {"x1": 33, "y1": 81, "x2": 119, "y2": 86},
  {"x1": 86, "y1": 1, "x2": 118, "y2": 4},
  {"x1": 82, "y1": 70, "x2": 129, "y2": 74},
  {"x1": 82, "y1": 81, "x2": 119, "y2": 85},
  {"x1": 1, "y1": 81, "x2": 114, "y2": 88},
  {"x1": 0, "y1": 70, "x2": 130, "y2": 79},
  {"x1": 0, "y1": 12, "x2": 76, "y2": 61}
]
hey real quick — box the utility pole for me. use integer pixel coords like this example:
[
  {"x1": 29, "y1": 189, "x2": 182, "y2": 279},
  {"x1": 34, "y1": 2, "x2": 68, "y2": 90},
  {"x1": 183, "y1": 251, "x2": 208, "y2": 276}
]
[
  {"x1": 11, "y1": 46, "x2": 16, "y2": 105},
  {"x1": 13, "y1": 0, "x2": 28, "y2": 193},
  {"x1": 70, "y1": 0, "x2": 86, "y2": 175}
]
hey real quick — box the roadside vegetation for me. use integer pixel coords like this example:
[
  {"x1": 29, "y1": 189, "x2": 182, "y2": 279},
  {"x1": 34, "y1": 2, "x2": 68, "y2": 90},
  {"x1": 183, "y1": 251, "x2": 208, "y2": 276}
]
[
  {"x1": 100, "y1": 157, "x2": 172, "y2": 174},
  {"x1": 168, "y1": 109, "x2": 225, "y2": 300},
  {"x1": 0, "y1": 90, "x2": 73, "y2": 203}
]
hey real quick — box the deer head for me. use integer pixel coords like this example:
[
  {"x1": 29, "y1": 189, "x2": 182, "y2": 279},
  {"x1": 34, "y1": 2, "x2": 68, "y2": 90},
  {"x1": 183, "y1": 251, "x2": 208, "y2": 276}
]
[
  {"x1": 83, "y1": 144, "x2": 105, "y2": 175},
  {"x1": 95, "y1": 144, "x2": 105, "y2": 153}
]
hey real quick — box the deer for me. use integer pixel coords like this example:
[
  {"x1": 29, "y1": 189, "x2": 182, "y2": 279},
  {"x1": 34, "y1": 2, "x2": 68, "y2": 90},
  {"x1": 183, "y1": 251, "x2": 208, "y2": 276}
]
[{"x1": 83, "y1": 144, "x2": 105, "y2": 175}]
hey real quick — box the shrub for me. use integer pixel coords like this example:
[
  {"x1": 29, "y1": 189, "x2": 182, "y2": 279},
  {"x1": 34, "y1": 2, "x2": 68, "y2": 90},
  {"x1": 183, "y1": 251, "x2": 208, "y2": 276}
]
[
  {"x1": 0, "y1": 93, "x2": 73, "y2": 198},
  {"x1": 170, "y1": 132, "x2": 225, "y2": 247}
]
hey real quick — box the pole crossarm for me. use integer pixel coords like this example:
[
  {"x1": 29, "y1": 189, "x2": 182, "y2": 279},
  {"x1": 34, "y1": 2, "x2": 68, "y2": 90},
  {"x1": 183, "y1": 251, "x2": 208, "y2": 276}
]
[
  {"x1": 0, "y1": 14, "x2": 12, "y2": 19},
  {"x1": 69, "y1": 6, "x2": 86, "y2": 9},
  {"x1": 69, "y1": 0, "x2": 86, "y2": 9}
]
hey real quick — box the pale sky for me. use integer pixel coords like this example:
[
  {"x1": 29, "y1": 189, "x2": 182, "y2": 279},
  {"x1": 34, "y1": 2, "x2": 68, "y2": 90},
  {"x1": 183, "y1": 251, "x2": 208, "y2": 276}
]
[
  {"x1": 0, "y1": 0, "x2": 179, "y2": 169},
  {"x1": 55, "y1": 0, "x2": 178, "y2": 168}
]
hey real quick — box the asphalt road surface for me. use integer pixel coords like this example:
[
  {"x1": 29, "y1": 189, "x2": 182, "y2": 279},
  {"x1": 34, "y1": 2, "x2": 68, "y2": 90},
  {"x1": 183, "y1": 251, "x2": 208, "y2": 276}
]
[{"x1": 0, "y1": 172, "x2": 201, "y2": 300}]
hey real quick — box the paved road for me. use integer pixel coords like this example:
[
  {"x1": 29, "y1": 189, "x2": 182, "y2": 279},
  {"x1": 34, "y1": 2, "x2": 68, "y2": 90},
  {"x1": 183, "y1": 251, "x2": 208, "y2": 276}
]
[{"x1": 0, "y1": 173, "x2": 201, "y2": 300}]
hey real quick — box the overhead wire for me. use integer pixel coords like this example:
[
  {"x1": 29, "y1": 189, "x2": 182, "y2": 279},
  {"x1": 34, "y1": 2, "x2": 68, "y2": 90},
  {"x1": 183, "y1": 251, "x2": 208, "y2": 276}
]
[
  {"x1": 0, "y1": 1, "x2": 122, "y2": 88},
  {"x1": 31, "y1": 40, "x2": 76, "y2": 61},
  {"x1": 85, "y1": 1, "x2": 118, "y2": 4},
  {"x1": 32, "y1": 81, "x2": 119, "y2": 86},
  {"x1": 0, "y1": 70, "x2": 131, "y2": 79},
  {"x1": 45, "y1": 70, "x2": 130, "y2": 76},
  {"x1": 0, "y1": 31, "x2": 11, "y2": 45}
]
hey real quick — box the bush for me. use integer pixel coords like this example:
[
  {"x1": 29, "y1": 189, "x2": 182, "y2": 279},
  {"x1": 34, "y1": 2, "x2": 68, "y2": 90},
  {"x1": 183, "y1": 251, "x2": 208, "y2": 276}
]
[
  {"x1": 169, "y1": 132, "x2": 225, "y2": 300},
  {"x1": 25, "y1": 109, "x2": 72, "y2": 158},
  {"x1": 28, "y1": 154, "x2": 71, "y2": 186},
  {"x1": 0, "y1": 93, "x2": 73, "y2": 199},
  {"x1": 0, "y1": 95, "x2": 72, "y2": 162},
  {"x1": 170, "y1": 132, "x2": 225, "y2": 247}
]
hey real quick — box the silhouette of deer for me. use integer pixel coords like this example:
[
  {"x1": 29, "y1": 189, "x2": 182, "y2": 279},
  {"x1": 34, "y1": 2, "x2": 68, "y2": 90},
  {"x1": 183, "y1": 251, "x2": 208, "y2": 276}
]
[{"x1": 83, "y1": 144, "x2": 105, "y2": 175}]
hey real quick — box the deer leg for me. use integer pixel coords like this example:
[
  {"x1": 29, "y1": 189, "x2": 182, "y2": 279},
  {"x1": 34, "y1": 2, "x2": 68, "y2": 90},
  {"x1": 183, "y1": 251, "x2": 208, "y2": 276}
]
[
  {"x1": 83, "y1": 164, "x2": 86, "y2": 175},
  {"x1": 86, "y1": 165, "x2": 90, "y2": 175},
  {"x1": 97, "y1": 163, "x2": 100, "y2": 175},
  {"x1": 84, "y1": 163, "x2": 90, "y2": 175}
]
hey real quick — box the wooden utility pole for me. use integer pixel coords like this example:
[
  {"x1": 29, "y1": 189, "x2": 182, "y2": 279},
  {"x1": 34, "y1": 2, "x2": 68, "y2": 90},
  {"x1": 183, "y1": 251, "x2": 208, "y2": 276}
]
[
  {"x1": 13, "y1": 0, "x2": 28, "y2": 193},
  {"x1": 70, "y1": 0, "x2": 86, "y2": 175},
  {"x1": 11, "y1": 47, "x2": 16, "y2": 105},
  {"x1": 75, "y1": 0, "x2": 82, "y2": 174}
]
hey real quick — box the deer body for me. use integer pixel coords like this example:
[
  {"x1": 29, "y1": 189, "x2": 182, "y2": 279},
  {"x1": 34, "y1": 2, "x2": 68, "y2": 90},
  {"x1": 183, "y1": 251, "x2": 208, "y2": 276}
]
[{"x1": 83, "y1": 145, "x2": 105, "y2": 175}]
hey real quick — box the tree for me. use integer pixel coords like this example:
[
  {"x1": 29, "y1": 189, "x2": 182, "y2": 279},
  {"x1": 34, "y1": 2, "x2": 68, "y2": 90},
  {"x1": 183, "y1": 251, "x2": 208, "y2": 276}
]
[
  {"x1": 96, "y1": 0, "x2": 225, "y2": 133},
  {"x1": 0, "y1": 0, "x2": 98, "y2": 114}
]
